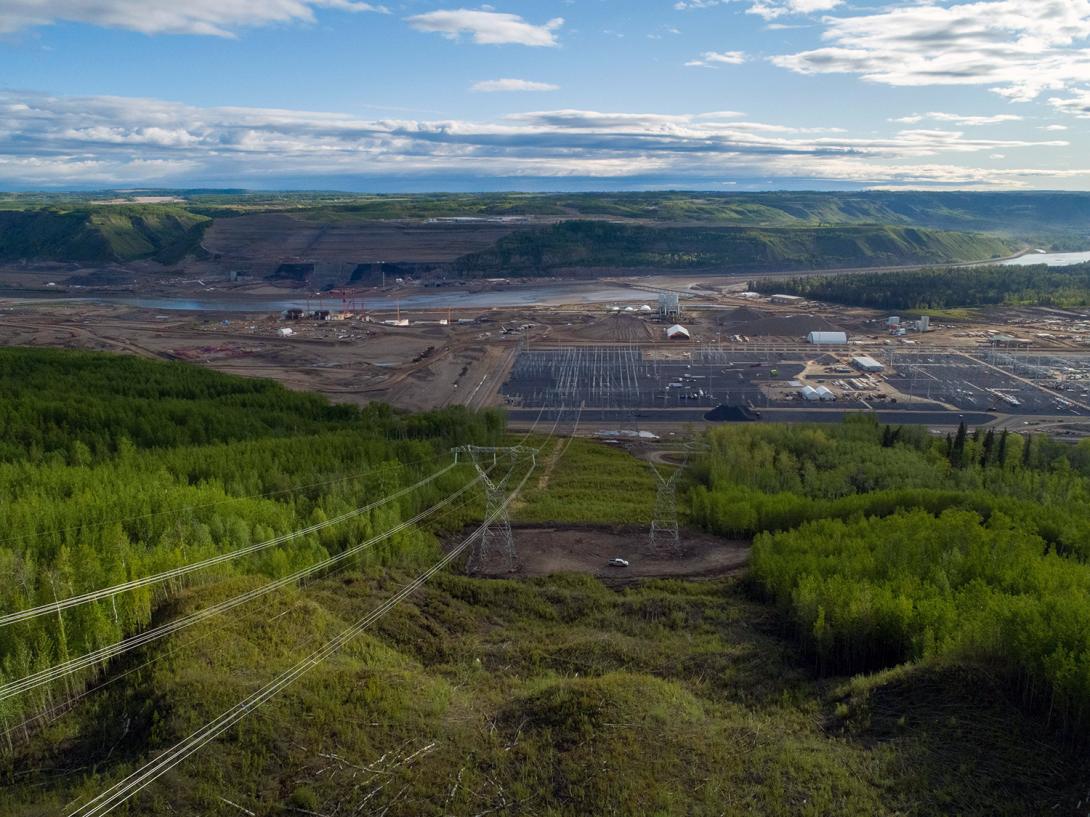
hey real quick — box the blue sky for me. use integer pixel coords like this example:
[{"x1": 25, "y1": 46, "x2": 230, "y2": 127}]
[{"x1": 1, "y1": 0, "x2": 1089, "y2": 190}]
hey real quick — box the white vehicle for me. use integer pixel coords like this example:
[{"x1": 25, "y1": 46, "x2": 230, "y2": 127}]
[{"x1": 607, "y1": 558, "x2": 630, "y2": 567}]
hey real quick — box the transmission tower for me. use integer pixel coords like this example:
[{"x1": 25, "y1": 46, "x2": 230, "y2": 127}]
[
  {"x1": 453, "y1": 445, "x2": 536, "y2": 573},
  {"x1": 648, "y1": 462, "x2": 684, "y2": 552}
]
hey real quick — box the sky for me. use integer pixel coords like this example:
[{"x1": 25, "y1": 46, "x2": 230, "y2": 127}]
[{"x1": 2, "y1": 0, "x2": 1090, "y2": 191}]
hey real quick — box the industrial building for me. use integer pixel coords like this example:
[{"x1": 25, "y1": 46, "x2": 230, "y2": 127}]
[
  {"x1": 852, "y1": 355, "x2": 885, "y2": 373},
  {"x1": 666, "y1": 324, "x2": 691, "y2": 340},
  {"x1": 770, "y1": 294, "x2": 805, "y2": 305},
  {"x1": 807, "y1": 331, "x2": 848, "y2": 344},
  {"x1": 658, "y1": 291, "x2": 682, "y2": 319}
]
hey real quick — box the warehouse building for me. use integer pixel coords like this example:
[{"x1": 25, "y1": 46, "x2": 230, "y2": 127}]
[
  {"x1": 770, "y1": 294, "x2": 805, "y2": 305},
  {"x1": 807, "y1": 331, "x2": 848, "y2": 344},
  {"x1": 852, "y1": 355, "x2": 885, "y2": 373},
  {"x1": 666, "y1": 324, "x2": 691, "y2": 340}
]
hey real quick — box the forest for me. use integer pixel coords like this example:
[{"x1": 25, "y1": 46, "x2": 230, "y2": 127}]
[
  {"x1": 751, "y1": 261, "x2": 1090, "y2": 309},
  {"x1": 452, "y1": 221, "x2": 1012, "y2": 277},
  {"x1": 4, "y1": 350, "x2": 1090, "y2": 814},
  {"x1": 690, "y1": 418, "x2": 1090, "y2": 737},
  {"x1": 0, "y1": 349, "x2": 503, "y2": 731}
]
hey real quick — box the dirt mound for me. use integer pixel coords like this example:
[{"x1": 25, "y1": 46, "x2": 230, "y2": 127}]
[
  {"x1": 717, "y1": 308, "x2": 843, "y2": 337},
  {"x1": 718, "y1": 305, "x2": 768, "y2": 325},
  {"x1": 564, "y1": 314, "x2": 653, "y2": 342},
  {"x1": 705, "y1": 405, "x2": 760, "y2": 422},
  {"x1": 464, "y1": 524, "x2": 749, "y2": 583}
]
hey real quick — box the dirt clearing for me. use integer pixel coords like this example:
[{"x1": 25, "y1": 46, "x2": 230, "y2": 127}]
[{"x1": 464, "y1": 524, "x2": 749, "y2": 584}]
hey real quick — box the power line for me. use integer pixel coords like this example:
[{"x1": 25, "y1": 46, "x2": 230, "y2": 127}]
[
  {"x1": 64, "y1": 460, "x2": 537, "y2": 817},
  {"x1": 0, "y1": 471, "x2": 485, "y2": 703},
  {"x1": 0, "y1": 462, "x2": 458, "y2": 629}
]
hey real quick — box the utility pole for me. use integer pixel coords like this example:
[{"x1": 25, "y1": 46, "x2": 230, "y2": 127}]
[{"x1": 452, "y1": 446, "x2": 537, "y2": 573}]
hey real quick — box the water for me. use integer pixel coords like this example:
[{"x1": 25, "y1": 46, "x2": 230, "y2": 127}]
[
  {"x1": 2, "y1": 284, "x2": 656, "y2": 313},
  {"x1": 1001, "y1": 251, "x2": 1090, "y2": 267}
]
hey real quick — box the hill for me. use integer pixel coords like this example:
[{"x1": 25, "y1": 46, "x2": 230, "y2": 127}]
[
  {"x1": 452, "y1": 220, "x2": 1016, "y2": 276},
  {"x1": 6, "y1": 571, "x2": 1086, "y2": 817},
  {"x1": 2, "y1": 353, "x2": 1090, "y2": 815},
  {"x1": 0, "y1": 206, "x2": 210, "y2": 264}
]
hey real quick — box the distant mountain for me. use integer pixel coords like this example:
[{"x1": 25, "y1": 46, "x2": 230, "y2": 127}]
[{"x1": 4, "y1": 190, "x2": 1086, "y2": 267}]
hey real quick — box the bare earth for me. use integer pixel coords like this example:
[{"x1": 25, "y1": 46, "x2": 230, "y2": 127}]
[{"x1": 464, "y1": 524, "x2": 750, "y2": 584}]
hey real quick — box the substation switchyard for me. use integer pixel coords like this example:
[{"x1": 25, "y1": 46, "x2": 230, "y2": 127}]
[{"x1": 500, "y1": 344, "x2": 1090, "y2": 425}]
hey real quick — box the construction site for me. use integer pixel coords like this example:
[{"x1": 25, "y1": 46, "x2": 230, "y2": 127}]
[{"x1": 8, "y1": 275, "x2": 1090, "y2": 438}]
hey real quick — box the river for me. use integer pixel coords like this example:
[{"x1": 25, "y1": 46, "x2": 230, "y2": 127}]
[
  {"x1": 1001, "y1": 251, "x2": 1090, "y2": 267},
  {"x1": 1, "y1": 284, "x2": 658, "y2": 313}
]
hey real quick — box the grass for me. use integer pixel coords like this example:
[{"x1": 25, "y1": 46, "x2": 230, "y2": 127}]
[
  {"x1": 514, "y1": 438, "x2": 659, "y2": 525},
  {"x1": 4, "y1": 568, "x2": 1087, "y2": 817}
]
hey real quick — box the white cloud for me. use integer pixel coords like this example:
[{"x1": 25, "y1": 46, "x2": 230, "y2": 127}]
[
  {"x1": 891, "y1": 112, "x2": 1024, "y2": 126},
  {"x1": 471, "y1": 79, "x2": 558, "y2": 92},
  {"x1": 674, "y1": 0, "x2": 732, "y2": 9},
  {"x1": 0, "y1": 0, "x2": 386, "y2": 37},
  {"x1": 772, "y1": 0, "x2": 1090, "y2": 102},
  {"x1": 749, "y1": 0, "x2": 842, "y2": 19},
  {"x1": 685, "y1": 50, "x2": 747, "y2": 67},
  {"x1": 1042, "y1": 124, "x2": 1071, "y2": 130},
  {"x1": 0, "y1": 92, "x2": 1075, "y2": 188},
  {"x1": 406, "y1": 8, "x2": 562, "y2": 46},
  {"x1": 1049, "y1": 88, "x2": 1090, "y2": 117}
]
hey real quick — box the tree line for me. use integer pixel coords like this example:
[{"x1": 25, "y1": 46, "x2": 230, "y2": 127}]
[
  {"x1": 0, "y1": 349, "x2": 503, "y2": 732},
  {"x1": 691, "y1": 417, "x2": 1090, "y2": 737},
  {"x1": 750, "y1": 262, "x2": 1090, "y2": 310}
]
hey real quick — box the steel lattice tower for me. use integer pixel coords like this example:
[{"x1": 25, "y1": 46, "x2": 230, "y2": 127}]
[
  {"x1": 453, "y1": 445, "x2": 535, "y2": 573},
  {"x1": 648, "y1": 463, "x2": 684, "y2": 552}
]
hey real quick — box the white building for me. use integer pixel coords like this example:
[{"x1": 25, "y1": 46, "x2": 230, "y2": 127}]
[
  {"x1": 639, "y1": 304, "x2": 654, "y2": 313},
  {"x1": 277, "y1": 327, "x2": 294, "y2": 337},
  {"x1": 800, "y1": 385, "x2": 820, "y2": 401},
  {"x1": 771, "y1": 294, "x2": 804, "y2": 305},
  {"x1": 666, "y1": 324, "x2": 691, "y2": 340},
  {"x1": 807, "y1": 331, "x2": 848, "y2": 344},
  {"x1": 852, "y1": 355, "x2": 884, "y2": 373}
]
